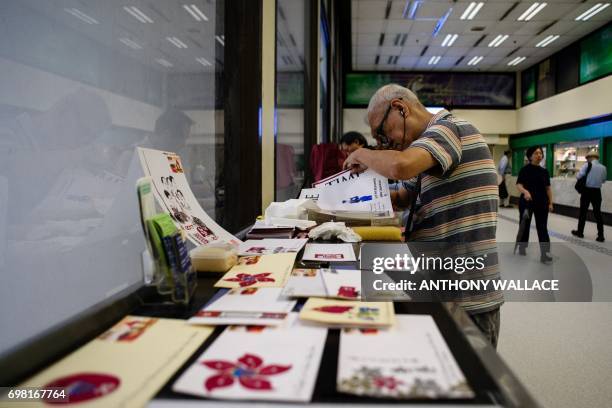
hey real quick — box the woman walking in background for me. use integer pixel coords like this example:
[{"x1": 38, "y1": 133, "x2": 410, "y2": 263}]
[{"x1": 516, "y1": 146, "x2": 554, "y2": 264}]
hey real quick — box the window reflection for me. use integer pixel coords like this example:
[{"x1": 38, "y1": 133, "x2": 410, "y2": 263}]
[
  {"x1": 275, "y1": 0, "x2": 306, "y2": 201},
  {"x1": 0, "y1": 0, "x2": 224, "y2": 355}
]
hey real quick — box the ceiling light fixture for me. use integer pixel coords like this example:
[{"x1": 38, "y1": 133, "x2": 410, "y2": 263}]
[
  {"x1": 167, "y1": 36, "x2": 188, "y2": 48},
  {"x1": 460, "y1": 2, "x2": 484, "y2": 20},
  {"x1": 402, "y1": 0, "x2": 421, "y2": 19},
  {"x1": 517, "y1": 2, "x2": 547, "y2": 21},
  {"x1": 432, "y1": 7, "x2": 453, "y2": 37},
  {"x1": 442, "y1": 33, "x2": 458, "y2": 47},
  {"x1": 467, "y1": 56, "x2": 483, "y2": 66},
  {"x1": 183, "y1": 4, "x2": 209, "y2": 21},
  {"x1": 64, "y1": 8, "x2": 99, "y2": 24},
  {"x1": 428, "y1": 56, "x2": 441, "y2": 65},
  {"x1": 488, "y1": 34, "x2": 509, "y2": 47},
  {"x1": 155, "y1": 58, "x2": 173, "y2": 68},
  {"x1": 196, "y1": 57, "x2": 212, "y2": 66},
  {"x1": 215, "y1": 35, "x2": 225, "y2": 46},
  {"x1": 119, "y1": 37, "x2": 142, "y2": 49},
  {"x1": 575, "y1": 3, "x2": 610, "y2": 21},
  {"x1": 535, "y1": 34, "x2": 559, "y2": 47},
  {"x1": 124, "y1": 6, "x2": 154, "y2": 23},
  {"x1": 508, "y1": 56, "x2": 526, "y2": 66}
]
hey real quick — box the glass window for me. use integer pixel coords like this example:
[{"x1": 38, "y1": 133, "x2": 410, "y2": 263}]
[
  {"x1": 553, "y1": 140, "x2": 599, "y2": 178},
  {"x1": 0, "y1": 0, "x2": 224, "y2": 355},
  {"x1": 275, "y1": 0, "x2": 307, "y2": 201}
]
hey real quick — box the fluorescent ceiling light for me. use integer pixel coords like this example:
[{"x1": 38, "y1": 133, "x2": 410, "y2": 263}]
[
  {"x1": 508, "y1": 56, "x2": 526, "y2": 66},
  {"x1": 517, "y1": 2, "x2": 547, "y2": 21},
  {"x1": 196, "y1": 57, "x2": 212, "y2": 66},
  {"x1": 575, "y1": 3, "x2": 610, "y2": 21},
  {"x1": 536, "y1": 34, "x2": 559, "y2": 47},
  {"x1": 64, "y1": 8, "x2": 99, "y2": 24},
  {"x1": 428, "y1": 56, "x2": 441, "y2": 65},
  {"x1": 124, "y1": 6, "x2": 153, "y2": 23},
  {"x1": 119, "y1": 37, "x2": 142, "y2": 49},
  {"x1": 402, "y1": 0, "x2": 421, "y2": 19},
  {"x1": 488, "y1": 34, "x2": 509, "y2": 47},
  {"x1": 183, "y1": 4, "x2": 209, "y2": 21},
  {"x1": 467, "y1": 56, "x2": 483, "y2": 66},
  {"x1": 460, "y1": 2, "x2": 484, "y2": 20},
  {"x1": 215, "y1": 35, "x2": 225, "y2": 46},
  {"x1": 441, "y1": 33, "x2": 458, "y2": 47},
  {"x1": 167, "y1": 36, "x2": 188, "y2": 48},
  {"x1": 155, "y1": 58, "x2": 173, "y2": 68}
]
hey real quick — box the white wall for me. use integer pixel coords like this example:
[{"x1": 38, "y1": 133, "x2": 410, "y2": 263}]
[
  {"x1": 344, "y1": 74, "x2": 612, "y2": 138},
  {"x1": 343, "y1": 108, "x2": 514, "y2": 144},
  {"x1": 517, "y1": 74, "x2": 612, "y2": 133}
]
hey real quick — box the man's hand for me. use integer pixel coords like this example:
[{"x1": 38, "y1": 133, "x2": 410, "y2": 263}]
[
  {"x1": 523, "y1": 191, "x2": 533, "y2": 201},
  {"x1": 344, "y1": 148, "x2": 368, "y2": 173},
  {"x1": 548, "y1": 202, "x2": 554, "y2": 212}
]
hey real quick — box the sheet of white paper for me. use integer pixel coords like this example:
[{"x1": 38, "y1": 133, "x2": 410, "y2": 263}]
[
  {"x1": 302, "y1": 243, "x2": 357, "y2": 262},
  {"x1": 137, "y1": 147, "x2": 239, "y2": 246},
  {"x1": 298, "y1": 188, "x2": 320, "y2": 202},
  {"x1": 315, "y1": 169, "x2": 392, "y2": 214},
  {"x1": 313, "y1": 169, "x2": 359, "y2": 188},
  {"x1": 337, "y1": 315, "x2": 474, "y2": 399},
  {"x1": 173, "y1": 313, "x2": 327, "y2": 402},
  {"x1": 188, "y1": 288, "x2": 296, "y2": 326},
  {"x1": 280, "y1": 269, "x2": 327, "y2": 298},
  {"x1": 320, "y1": 268, "x2": 362, "y2": 299},
  {"x1": 238, "y1": 239, "x2": 307, "y2": 256}
]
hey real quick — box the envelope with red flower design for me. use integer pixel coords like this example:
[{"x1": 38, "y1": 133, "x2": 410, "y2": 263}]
[
  {"x1": 214, "y1": 253, "x2": 296, "y2": 288},
  {"x1": 338, "y1": 314, "x2": 474, "y2": 399},
  {"x1": 173, "y1": 313, "x2": 327, "y2": 402},
  {"x1": 320, "y1": 268, "x2": 362, "y2": 299},
  {"x1": 188, "y1": 288, "x2": 296, "y2": 326},
  {"x1": 299, "y1": 297, "x2": 394, "y2": 327}
]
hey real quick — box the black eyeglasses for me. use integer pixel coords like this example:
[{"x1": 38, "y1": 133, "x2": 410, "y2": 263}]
[{"x1": 374, "y1": 104, "x2": 393, "y2": 149}]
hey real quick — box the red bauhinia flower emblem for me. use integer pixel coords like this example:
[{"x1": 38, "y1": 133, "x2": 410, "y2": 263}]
[
  {"x1": 202, "y1": 353, "x2": 291, "y2": 392},
  {"x1": 337, "y1": 286, "x2": 359, "y2": 298},
  {"x1": 373, "y1": 375, "x2": 404, "y2": 390},
  {"x1": 313, "y1": 305, "x2": 353, "y2": 314},
  {"x1": 224, "y1": 273, "x2": 275, "y2": 287}
]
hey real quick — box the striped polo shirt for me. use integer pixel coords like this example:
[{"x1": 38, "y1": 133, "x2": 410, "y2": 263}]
[{"x1": 402, "y1": 109, "x2": 503, "y2": 314}]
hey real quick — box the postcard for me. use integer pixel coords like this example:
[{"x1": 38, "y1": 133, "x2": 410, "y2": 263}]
[
  {"x1": 214, "y1": 253, "x2": 296, "y2": 288},
  {"x1": 337, "y1": 314, "x2": 474, "y2": 399},
  {"x1": 320, "y1": 268, "x2": 362, "y2": 299},
  {"x1": 137, "y1": 147, "x2": 239, "y2": 246},
  {"x1": 18, "y1": 317, "x2": 213, "y2": 407},
  {"x1": 302, "y1": 243, "x2": 357, "y2": 262},
  {"x1": 299, "y1": 298, "x2": 394, "y2": 328},
  {"x1": 280, "y1": 268, "x2": 327, "y2": 298},
  {"x1": 173, "y1": 313, "x2": 327, "y2": 402},
  {"x1": 188, "y1": 288, "x2": 296, "y2": 326},
  {"x1": 238, "y1": 238, "x2": 307, "y2": 256}
]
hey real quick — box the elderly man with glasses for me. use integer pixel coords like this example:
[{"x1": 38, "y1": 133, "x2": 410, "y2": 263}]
[{"x1": 344, "y1": 84, "x2": 503, "y2": 348}]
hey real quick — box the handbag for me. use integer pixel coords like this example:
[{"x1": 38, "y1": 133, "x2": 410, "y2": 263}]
[{"x1": 574, "y1": 162, "x2": 592, "y2": 194}]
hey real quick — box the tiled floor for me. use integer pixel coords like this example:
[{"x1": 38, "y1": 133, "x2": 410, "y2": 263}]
[{"x1": 495, "y1": 207, "x2": 612, "y2": 408}]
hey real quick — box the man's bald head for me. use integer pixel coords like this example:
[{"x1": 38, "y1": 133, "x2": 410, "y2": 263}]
[{"x1": 365, "y1": 84, "x2": 424, "y2": 124}]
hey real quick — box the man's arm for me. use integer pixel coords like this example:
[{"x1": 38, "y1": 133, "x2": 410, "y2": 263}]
[
  {"x1": 576, "y1": 163, "x2": 587, "y2": 179},
  {"x1": 344, "y1": 147, "x2": 437, "y2": 180}
]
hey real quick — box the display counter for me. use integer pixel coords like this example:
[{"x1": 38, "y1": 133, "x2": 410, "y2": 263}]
[
  {"x1": 4, "y1": 243, "x2": 539, "y2": 407},
  {"x1": 506, "y1": 175, "x2": 612, "y2": 214}
]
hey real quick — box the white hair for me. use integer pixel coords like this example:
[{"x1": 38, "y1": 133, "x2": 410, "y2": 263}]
[{"x1": 365, "y1": 84, "x2": 421, "y2": 124}]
